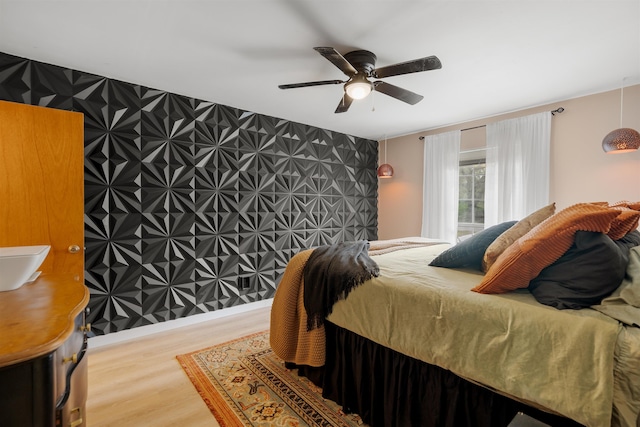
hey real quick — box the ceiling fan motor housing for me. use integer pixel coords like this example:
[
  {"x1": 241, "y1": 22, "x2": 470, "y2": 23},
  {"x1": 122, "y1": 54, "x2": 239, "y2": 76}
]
[{"x1": 344, "y1": 50, "x2": 377, "y2": 76}]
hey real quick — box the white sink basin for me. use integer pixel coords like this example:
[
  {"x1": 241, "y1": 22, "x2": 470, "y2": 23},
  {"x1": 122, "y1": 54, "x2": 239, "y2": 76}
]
[{"x1": 0, "y1": 245, "x2": 50, "y2": 292}]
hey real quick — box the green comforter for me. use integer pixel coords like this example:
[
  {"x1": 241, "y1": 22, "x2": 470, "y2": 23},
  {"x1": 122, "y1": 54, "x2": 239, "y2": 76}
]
[{"x1": 328, "y1": 244, "x2": 638, "y2": 427}]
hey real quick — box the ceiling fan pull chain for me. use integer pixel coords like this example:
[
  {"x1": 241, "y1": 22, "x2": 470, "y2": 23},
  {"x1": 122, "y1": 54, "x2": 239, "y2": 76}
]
[{"x1": 371, "y1": 87, "x2": 376, "y2": 112}]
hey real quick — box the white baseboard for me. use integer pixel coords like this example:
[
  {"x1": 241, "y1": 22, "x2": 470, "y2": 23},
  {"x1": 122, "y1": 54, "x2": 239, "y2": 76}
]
[{"x1": 88, "y1": 298, "x2": 273, "y2": 349}]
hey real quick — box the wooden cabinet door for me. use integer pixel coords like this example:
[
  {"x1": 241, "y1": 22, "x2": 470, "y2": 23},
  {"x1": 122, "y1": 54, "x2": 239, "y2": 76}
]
[{"x1": 0, "y1": 101, "x2": 84, "y2": 277}]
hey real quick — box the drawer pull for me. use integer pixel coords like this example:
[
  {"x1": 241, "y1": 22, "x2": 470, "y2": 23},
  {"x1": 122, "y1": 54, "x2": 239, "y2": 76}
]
[
  {"x1": 62, "y1": 353, "x2": 78, "y2": 364},
  {"x1": 69, "y1": 407, "x2": 83, "y2": 427},
  {"x1": 80, "y1": 323, "x2": 91, "y2": 333}
]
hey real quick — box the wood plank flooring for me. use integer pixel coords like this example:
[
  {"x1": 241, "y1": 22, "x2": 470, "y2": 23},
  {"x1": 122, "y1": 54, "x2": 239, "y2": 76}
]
[{"x1": 86, "y1": 306, "x2": 271, "y2": 427}]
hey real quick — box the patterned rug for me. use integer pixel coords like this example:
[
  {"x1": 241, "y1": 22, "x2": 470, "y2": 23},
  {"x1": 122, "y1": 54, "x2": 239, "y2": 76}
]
[{"x1": 176, "y1": 331, "x2": 365, "y2": 427}]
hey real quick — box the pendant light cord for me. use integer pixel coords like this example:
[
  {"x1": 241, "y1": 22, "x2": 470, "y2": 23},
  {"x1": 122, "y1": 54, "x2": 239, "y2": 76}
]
[
  {"x1": 620, "y1": 78, "x2": 624, "y2": 128},
  {"x1": 384, "y1": 136, "x2": 388, "y2": 163}
]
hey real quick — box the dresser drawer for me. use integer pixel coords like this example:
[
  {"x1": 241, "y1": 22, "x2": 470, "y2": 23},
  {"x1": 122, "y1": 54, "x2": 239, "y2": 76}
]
[
  {"x1": 55, "y1": 310, "x2": 89, "y2": 427},
  {"x1": 55, "y1": 348, "x2": 87, "y2": 427},
  {"x1": 54, "y1": 311, "x2": 87, "y2": 401}
]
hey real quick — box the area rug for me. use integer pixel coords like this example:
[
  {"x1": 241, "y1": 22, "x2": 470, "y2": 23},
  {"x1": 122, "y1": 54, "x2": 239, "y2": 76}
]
[{"x1": 177, "y1": 330, "x2": 365, "y2": 427}]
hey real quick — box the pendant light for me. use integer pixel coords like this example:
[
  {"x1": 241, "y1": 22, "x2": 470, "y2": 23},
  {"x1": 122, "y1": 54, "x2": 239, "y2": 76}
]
[
  {"x1": 377, "y1": 136, "x2": 394, "y2": 178},
  {"x1": 602, "y1": 78, "x2": 640, "y2": 154}
]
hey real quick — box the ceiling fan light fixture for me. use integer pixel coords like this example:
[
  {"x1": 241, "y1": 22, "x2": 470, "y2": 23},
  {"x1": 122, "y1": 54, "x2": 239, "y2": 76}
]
[{"x1": 345, "y1": 75, "x2": 372, "y2": 100}]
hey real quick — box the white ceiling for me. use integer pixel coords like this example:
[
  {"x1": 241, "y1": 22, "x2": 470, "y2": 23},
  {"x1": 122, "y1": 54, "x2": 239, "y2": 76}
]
[{"x1": 1, "y1": 0, "x2": 639, "y2": 141}]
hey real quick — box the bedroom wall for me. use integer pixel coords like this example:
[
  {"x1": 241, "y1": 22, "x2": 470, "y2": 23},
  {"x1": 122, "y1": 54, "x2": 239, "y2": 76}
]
[
  {"x1": 0, "y1": 51, "x2": 379, "y2": 336},
  {"x1": 379, "y1": 84, "x2": 640, "y2": 240}
]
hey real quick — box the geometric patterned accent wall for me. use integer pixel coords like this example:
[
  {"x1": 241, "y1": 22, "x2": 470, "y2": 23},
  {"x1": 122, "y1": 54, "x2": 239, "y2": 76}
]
[{"x1": 0, "y1": 51, "x2": 378, "y2": 335}]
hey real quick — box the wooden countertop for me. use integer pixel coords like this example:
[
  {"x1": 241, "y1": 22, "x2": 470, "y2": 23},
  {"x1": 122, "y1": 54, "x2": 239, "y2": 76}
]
[{"x1": 0, "y1": 273, "x2": 89, "y2": 367}]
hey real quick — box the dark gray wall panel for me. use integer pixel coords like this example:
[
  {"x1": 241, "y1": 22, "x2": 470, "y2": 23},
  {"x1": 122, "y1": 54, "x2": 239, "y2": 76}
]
[{"x1": 0, "y1": 51, "x2": 378, "y2": 335}]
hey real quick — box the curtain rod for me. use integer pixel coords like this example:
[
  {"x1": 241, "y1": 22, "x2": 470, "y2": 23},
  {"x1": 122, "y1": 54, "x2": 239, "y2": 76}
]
[{"x1": 418, "y1": 107, "x2": 564, "y2": 140}]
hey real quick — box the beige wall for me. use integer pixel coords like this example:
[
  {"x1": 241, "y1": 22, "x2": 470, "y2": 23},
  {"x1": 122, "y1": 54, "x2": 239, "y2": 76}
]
[{"x1": 378, "y1": 85, "x2": 640, "y2": 240}]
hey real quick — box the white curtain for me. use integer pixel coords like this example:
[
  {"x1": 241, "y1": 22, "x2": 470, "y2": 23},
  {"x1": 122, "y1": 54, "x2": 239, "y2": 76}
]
[
  {"x1": 421, "y1": 130, "x2": 461, "y2": 243},
  {"x1": 484, "y1": 111, "x2": 551, "y2": 227}
]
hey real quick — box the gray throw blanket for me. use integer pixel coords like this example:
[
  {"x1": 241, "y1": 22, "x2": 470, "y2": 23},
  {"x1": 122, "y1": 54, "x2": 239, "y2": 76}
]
[{"x1": 303, "y1": 240, "x2": 380, "y2": 331}]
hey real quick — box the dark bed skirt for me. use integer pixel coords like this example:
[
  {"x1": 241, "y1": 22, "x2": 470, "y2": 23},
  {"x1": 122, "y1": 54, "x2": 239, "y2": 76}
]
[{"x1": 295, "y1": 321, "x2": 584, "y2": 427}]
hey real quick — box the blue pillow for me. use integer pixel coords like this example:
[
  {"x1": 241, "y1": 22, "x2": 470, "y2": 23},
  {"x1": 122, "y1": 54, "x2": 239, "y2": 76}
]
[{"x1": 429, "y1": 221, "x2": 517, "y2": 271}]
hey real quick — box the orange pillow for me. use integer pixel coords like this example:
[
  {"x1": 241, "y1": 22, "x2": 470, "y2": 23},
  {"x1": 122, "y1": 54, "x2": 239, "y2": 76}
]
[
  {"x1": 472, "y1": 203, "x2": 621, "y2": 294},
  {"x1": 607, "y1": 206, "x2": 640, "y2": 240},
  {"x1": 481, "y1": 203, "x2": 556, "y2": 272},
  {"x1": 611, "y1": 200, "x2": 640, "y2": 210}
]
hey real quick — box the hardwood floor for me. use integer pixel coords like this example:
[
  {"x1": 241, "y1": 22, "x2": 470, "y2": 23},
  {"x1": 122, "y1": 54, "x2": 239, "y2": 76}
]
[{"x1": 86, "y1": 305, "x2": 272, "y2": 426}]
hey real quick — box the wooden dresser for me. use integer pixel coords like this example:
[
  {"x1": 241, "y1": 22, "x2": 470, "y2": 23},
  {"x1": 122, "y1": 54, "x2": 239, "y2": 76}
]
[
  {"x1": 0, "y1": 101, "x2": 87, "y2": 426},
  {"x1": 0, "y1": 274, "x2": 90, "y2": 427}
]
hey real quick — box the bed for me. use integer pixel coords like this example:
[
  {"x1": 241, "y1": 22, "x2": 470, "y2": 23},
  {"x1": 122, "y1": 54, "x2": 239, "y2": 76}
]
[{"x1": 270, "y1": 203, "x2": 640, "y2": 427}]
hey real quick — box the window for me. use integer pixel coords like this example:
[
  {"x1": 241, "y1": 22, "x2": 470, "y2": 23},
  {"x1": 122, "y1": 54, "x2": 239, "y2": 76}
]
[{"x1": 458, "y1": 159, "x2": 485, "y2": 239}]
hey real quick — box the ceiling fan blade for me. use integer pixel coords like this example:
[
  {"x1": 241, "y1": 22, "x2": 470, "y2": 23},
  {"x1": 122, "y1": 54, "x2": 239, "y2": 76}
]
[
  {"x1": 373, "y1": 55, "x2": 441, "y2": 79},
  {"x1": 279, "y1": 79, "x2": 344, "y2": 89},
  {"x1": 335, "y1": 93, "x2": 353, "y2": 113},
  {"x1": 314, "y1": 47, "x2": 357, "y2": 77},
  {"x1": 374, "y1": 81, "x2": 424, "y2": 105}
]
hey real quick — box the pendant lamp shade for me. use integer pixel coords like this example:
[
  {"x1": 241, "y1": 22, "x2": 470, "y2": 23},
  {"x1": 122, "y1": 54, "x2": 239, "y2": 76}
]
[
  {"x1": 602, "y1": 128, "x2": 640, "y2": 153},
  {"x1": 377, "y1": 163, "x2": 394, "y2": 178},
  {"x1": 602, "y1": 78, "x2": 640, "y2": 153},
  {"x1": 378, "y1": 136, "x2": 394, "y2": 178}
]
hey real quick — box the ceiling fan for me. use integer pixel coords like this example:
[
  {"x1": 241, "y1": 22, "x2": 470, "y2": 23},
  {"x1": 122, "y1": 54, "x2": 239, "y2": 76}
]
[{"x1": 278, "y1": 47, "x2": 442, "y2": 113}]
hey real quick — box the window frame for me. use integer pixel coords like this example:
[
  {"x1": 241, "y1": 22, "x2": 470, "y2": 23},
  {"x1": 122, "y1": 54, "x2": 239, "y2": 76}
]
[{"x1": 457, "y1": 158, "x2": 486, "y2": 239}]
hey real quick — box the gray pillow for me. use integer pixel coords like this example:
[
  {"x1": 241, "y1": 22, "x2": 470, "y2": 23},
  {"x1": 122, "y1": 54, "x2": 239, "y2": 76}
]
[
  {"x1": 528, "y1": 231, "x2": 629, "y2": 310},
  {"x1": 429, "y1": 221, "x2": 517, "y2": 271}
]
